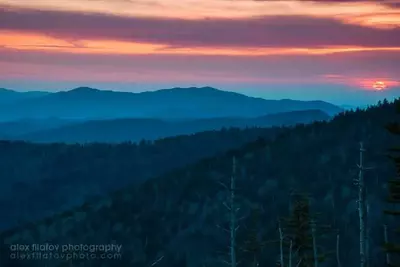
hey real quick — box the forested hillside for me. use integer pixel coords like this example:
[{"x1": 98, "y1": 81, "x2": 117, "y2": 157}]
[
  {"x1": 1, "y1": 99, "x2": 399, "y2": 267},
  {"x1": 14, "y1": 109, "x2": 329, "y2": 144},
  {"x1": 0, "y1": 87, "x2": 342, "y2": 121},
  {"x1": 0, "y1": 127, "x2": 286, "y2": 230}
]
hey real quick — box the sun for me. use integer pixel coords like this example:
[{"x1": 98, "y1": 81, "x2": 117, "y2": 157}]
[{"x1": 372, "y1": 81, "x2": 387, "y2": 91}]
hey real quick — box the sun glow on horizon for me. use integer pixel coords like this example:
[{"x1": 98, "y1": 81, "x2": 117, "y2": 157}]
[{"x1": 373, "y1": 81, "x2": 387, "y2": 91}]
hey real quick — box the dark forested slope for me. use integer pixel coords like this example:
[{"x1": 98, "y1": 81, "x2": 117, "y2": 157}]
[
  {"x1": 0, "y1": 127, "x2": 286, "y2": 231},
  {"x1": 16, "y1": 109, "x2": 330, "y2": 143},
  {"x1": 1, "y1": 100, "x2": 399, "y2": 267}
]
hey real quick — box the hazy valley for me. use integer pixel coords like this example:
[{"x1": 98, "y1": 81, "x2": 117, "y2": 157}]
[
  {"x1": 0, "y1": 85, "x2": 399, "y2": 267},
  {"x1": 0, "y1": 99, "x2": 399, "y2": 267}
]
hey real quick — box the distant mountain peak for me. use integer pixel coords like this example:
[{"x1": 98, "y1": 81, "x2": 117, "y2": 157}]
[
  {"x1": 148, "y1": 86, "x2": 227, "y2": 97},
  {"x1": 0, "y1": 88, "x2": 15, "y2": 93},
  {"x1": 194, "y1": 86, "x2": 219, "y2": 91},
  {"x1": 172, "y1": 86, "x2": 218, "y2": 90},
  {"x1": 164, "y1": 86, "x2": 221, "y2": 92},
  {"x1": 68, "y1": 87, "x2": 101, "y2": 93}
]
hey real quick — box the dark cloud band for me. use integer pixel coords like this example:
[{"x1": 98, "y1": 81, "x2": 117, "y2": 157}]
[{"x1": 0, "y1": 5, "x2": 399, "y2": 48}]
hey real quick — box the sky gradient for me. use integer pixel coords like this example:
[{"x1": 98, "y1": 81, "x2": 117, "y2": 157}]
[{"x1": 0, "y1": 0, "x2": 399, "y2": 105}]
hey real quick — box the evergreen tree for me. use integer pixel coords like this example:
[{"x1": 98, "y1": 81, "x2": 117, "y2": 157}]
[
  {"x1": 283, "y1": 194, "x2": 331, "y2": 267},
  {"x1": 241, "y1": 207, "x2": 266, "y2": 267},
  {"x1": 383, "y1": 100, "x2": 400, "y2": 267}
]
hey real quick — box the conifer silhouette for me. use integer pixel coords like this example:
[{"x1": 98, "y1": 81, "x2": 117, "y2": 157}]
[
  {"x1": 383, "y1": 100, "x2": 400, "y2": 267},
  {"x1": 241, "y1": 207, "x2": 266, "y2": 267},
  {"x1": 283, "y1": 193, "x2": 331, "y2": 267}
]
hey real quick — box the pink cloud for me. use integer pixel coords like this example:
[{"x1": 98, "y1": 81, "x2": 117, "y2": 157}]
[
  {"x1": 0, "y1": 48, "x2": 399, "y2": 84},
  {"x1": 0, "y1": 6, "x2": 399, "y2": 48}
]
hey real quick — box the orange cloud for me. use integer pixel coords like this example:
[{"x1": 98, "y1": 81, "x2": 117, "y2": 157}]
[
  {"x1": 2, "y1": 31, "x2": 400, "y2": 56},
  {"x1": 0, "y1": 0, "x2": 399, "y2": 28},
  {"x1": 343, "y1": 12, "x2": 400, "y2": 29}
]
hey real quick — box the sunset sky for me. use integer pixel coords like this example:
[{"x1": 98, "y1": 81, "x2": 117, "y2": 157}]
[{"x1": 0, "y1": 0, "x2": 399, "y2": 105}]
